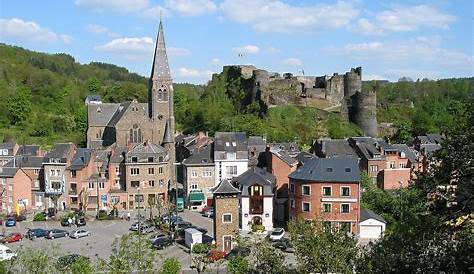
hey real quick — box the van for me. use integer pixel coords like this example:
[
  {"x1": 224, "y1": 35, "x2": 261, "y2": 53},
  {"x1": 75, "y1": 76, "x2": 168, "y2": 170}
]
[{"x1": 0, "y1": 244, "x2": 16, "y2": 261}]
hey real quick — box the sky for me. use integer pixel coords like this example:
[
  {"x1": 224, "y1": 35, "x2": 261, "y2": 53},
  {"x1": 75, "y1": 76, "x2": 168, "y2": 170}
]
[{"x1": 0, "y1": 0, "x2": 473, "y2": 84}]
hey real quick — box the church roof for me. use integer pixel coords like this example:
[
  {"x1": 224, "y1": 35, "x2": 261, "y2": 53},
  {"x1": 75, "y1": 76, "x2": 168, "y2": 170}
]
[
  {"x1": 162, "y1": 119, "x2": 173, "y2": 144},
  {"x1": 150, "y1": 20, "x2": 171, "y2": 80},
  {"x1": 87, "y1": 103, "x2": 120, "y2": 127},
  {"x1": 128, "y1": 141, "x2": 167, "y2": 155}
]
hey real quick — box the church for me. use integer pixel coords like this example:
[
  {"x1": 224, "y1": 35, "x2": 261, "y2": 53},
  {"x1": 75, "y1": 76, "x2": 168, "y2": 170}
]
[{"x1": 86, "y1": 19, "x2": 175, "y2": 159}]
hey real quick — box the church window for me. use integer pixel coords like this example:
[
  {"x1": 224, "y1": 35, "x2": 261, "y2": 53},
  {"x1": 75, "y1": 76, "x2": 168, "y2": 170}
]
[
  {"x1": 130, "y1": 124, "x2": 142, "y2": 143},
  {"x1": 158, "y1": 85, "x2": 168, "y2": 101}
]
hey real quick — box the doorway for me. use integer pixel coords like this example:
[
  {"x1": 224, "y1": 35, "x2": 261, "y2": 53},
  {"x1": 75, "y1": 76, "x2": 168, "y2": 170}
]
[{"x1": 223, "y1": 236, "x2": 232, "y2": 253}]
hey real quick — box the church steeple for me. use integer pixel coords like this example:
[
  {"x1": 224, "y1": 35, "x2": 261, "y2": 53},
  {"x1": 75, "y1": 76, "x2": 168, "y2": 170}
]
[{"x1": 150, "y1": 20, "x2": 171, "y2": 81}]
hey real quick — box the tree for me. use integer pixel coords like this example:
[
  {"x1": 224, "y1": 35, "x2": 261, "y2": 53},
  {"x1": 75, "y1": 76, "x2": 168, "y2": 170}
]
[
  {"x1": 87, "y1": 78, "x2": 101, "y2": 94},
  {"x1": 98, "y1": 233, "x2": 156, "y2": 274},
  {"x1": 288, "y1": 219, "x2": 358, "y2": 274},
  {"x1": 251, "y1": 240, "x2": 286, "y2": 274},
  {"x1": 7, "y1": 245, "x2": 59, "y2": 274},
  {"x1": 227, "y1": 256, "x2": 249, "y2": 274},
  {"x1": 7, "y1": 85, "x2": 32, "y2": 125},
  {"x1": 70, "y1": 256, "x2": 94, "y2": 274},
  {"x1": 160, "y1": 258, "x2": 181, "y2": 274},
  {"x1": 191, "y1": 243, "x2": 211, "y2": 273}
]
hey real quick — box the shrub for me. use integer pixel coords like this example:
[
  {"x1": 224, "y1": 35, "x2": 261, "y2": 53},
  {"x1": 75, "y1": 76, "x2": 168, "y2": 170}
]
[
  {"x1": 160, "y1": 258, "x2": 181, "y2": 274},
  {"x1": 192, "y1": 243, "x2": 211, "y2": 254},
  {"x1": 33, "y1": 212, "x2": 46, "y2": 221},
  {"x1": 207, "y1": 250, "x2": 226, "y2": 263},
  {"x1": 251, "y1": 224, "x2": 265, "y2": 233},
  {"x1": 227, "y1": 256, "x2": 249, "y2": 274}
]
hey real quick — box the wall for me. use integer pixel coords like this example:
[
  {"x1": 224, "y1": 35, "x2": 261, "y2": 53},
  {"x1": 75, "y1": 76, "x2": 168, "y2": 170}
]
[
  {"x1": 240, "y1": 196, "x2": 273, "y2": 231},
  {"x1": 125, "y1": 162, "x2": 169, "y2": 209},
  {"x1": 214, "y1": 160, "x2": 248, "y2": 185},
  {"x1": 184, "y1": 165, "x2": 215, "y2": 206},
  {"x1": 214, "y1": 194, "x2": 240, "y2": 252}
]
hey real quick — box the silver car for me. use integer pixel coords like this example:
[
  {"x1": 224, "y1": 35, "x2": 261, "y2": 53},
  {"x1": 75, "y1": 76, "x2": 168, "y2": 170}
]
[{"x1": 70, "y1": 229, "x2": 91, "y2": 239}]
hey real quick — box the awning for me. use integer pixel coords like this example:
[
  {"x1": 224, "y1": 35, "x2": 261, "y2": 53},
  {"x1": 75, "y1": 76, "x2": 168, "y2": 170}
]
[{"x1": 189, "y1": 192, "x2": 205, "y2": 202}]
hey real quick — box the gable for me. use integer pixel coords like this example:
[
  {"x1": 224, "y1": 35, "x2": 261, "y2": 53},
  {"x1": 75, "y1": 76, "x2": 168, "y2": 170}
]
[{"x1": 113, "y1": 102, "x2": 152, "y2": 129}]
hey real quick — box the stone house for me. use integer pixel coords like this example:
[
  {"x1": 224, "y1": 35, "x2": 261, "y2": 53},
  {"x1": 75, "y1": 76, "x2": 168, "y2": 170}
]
[
  {"x1": 43, "y1": 143, "x2": 76, "y2": 211},
  {"x1": 108, "y1": 147, "x2": 128, "y2": 209},
  {"x1": 212, "y1": 179, "x2": 241, "y2": 253},
  {"x1": 289, "y1": 157, "x2": 361, "y2": 234},
  {"x1": 247, "y1": 136, "x2": 266, "y2": 168},
  {"x1": 125, "y1": 141, "x2": 169, "y2": 210},
  {"x1": 0, "y1": 167, "x2": 32, "y2": 213},
  {"x1": 233, "y1": 167, "x2": 275, "y2": 231},
  {"x1": 214, "y1": 132, "x2": 249, "y2": 185},
  {"x1": 182, "y1": 144, "x2": 214, "y2": 210},
  {"x1": 0, "y1": 141, "x2": 19, "y2": 166}
]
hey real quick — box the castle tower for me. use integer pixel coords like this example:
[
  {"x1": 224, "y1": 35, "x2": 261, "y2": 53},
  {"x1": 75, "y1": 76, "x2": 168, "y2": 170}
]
[{"x1": 352, "y1": 86, "x2": 378, "y2": 137}]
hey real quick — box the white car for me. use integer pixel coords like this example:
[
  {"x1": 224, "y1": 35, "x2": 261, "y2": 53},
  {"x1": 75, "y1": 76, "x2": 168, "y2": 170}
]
[
  {"x1": 0, "y1": 244, "x2": 16, "y2": 261},
  {"x1": 70, "y1": 229, "x2": 91, "y2": 239},
  {"x1": 269, "y1": 228, "x2": 285, "y2": 241}
]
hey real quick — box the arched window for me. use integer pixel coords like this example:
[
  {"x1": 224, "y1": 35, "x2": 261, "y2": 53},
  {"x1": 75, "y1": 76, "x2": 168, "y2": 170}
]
[
  {"x1": 130, "y1": 124, "x2": 142, "y2": 143},
  {"x1": 158, "y1": 89, "x2": 163, "y2": 101},
  {"x1": 157, "y1": 85, "x2": 168, "y2": 101}
]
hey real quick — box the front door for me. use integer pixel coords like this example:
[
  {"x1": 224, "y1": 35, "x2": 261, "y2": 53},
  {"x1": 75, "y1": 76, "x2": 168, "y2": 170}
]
[{"x1": 223, "y1": 236, "x2": 232, "y2": 253}]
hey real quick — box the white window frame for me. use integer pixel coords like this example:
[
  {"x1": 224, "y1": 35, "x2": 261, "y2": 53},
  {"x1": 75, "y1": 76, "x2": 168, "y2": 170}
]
[
  {"x1": 341, "y1": 203, "x2": 350, "y2": 213},
  {"x1": 191, "y1": 170, "x2": 198, "y2": 178},
  {"x1": 302, "y1": 185, "x2": 311, "y2": 196},
  {"x1": 322, "y1": 186, "x2": 332, "y2": 196},
  {"x1": 340, "y1": 186, "x2": 350, "y2": 197},
  {"x1": 88, "y1": 182, "x2": 95, "y2": 189},
  {"x1": 98, "y1": 182, "x2": 105, "y2": 189},
  {"x1": 290, "y1": 199, "x2": 295, "y2": 208},
  {"x1": 322, "y1": 203, "x2": 332, "y2": 213},
  {"x1": 302, "y1": 202, "x2": 311, "y2": 212},
  {"x1": 222, "y1": 213, "x2": 232, "y2": 223},
  {"x1": 370, "y1": 165, "x2": 378, "y2": 172}
]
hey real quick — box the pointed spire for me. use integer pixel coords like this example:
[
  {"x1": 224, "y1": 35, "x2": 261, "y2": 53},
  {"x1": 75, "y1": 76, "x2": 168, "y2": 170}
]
[
  {"x1": 150, "y1": 19, "x2": 171, "y2": 80},
  {"x1": 162, "y1": 119, "x2": 173, "y2": 144}
]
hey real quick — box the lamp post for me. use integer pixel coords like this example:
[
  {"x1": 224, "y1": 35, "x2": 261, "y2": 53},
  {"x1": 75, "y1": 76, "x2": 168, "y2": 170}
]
[{"x1": 137, "y1": 186, "x2": 141, "y2": 272}]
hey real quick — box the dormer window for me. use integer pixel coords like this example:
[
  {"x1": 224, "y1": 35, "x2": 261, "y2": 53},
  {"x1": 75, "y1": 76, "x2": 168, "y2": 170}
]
[
  {"x1": 131, "y1": 157, "x2": 138, "y2": 163},
  {"x1": 148, "y1": 157, "x2": 154, "y2": 163},
  {"x1": 326, "y1": 167, "x2": 333, "y2": 172},
  {"x1": 345, "y1": 167, "x2": 351, "y2": 172}
]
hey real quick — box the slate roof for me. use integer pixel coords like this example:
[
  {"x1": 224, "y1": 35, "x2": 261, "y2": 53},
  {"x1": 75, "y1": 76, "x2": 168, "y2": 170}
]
[
  {"x1": 162, "y1": 119, "x2": 173, "y2": 144},
  {"x1": 427, "y1": 134, "x2": 443, "y2": 144},
  {"x1": 110, "y1": 147, "x2": 127, "y2": 163},
  {"x1": 17, "y1": 145, "x2": 40, "y2": 156},
  {"x1": 295, "y1": 152, "x2": 316, "y2": 164},
  {"x1": 150, "y1": 20, "x2": 171, "y2": 80},
  {"x1": 289, "y1": 157, "x2": 360, "y2": 182},
  {"x1": 211, "y1": 179, "x2": 240, "y2": 194},
  {"x1": 44, "y1": 143, "x2": 75, "y2": 163},
  {"x1": 182, "y1": 145, "x2": 213, "y2": 166},
  {"x1": 0, "y1": 140, "x2": 16, "y2": 150},
  {"x1": 232, "y1": 167, "x2": 275, "y2": 196},
  {"x1": 273, "y1": 151, "x2": 298, "y2": 166},
  {"x1": 85, "y1": 95, "x2": 101, "y2": 102},
  {"x1": 269, "y1": 142, "x2": 299, "y2": 157},
  {"x1": 421, "y1": 144, "x2": 442, "y2": 156},
  {"x1": 349, "y1": 137, "x2": 384, "y2": 160},
  {"x1": 391, "y1": 144, "x2": 418, "y2": 163},
  {"x1": 87, "y1": 103, "x2": 120, "y2": 127},
  {"x1": 248, "y1": 136, "x2": 266, "y2": 147},
  {"x1": 318, "y1": 139, "x2": 357, "y2": 158},
  {"x1": 106, "y1": 102, "x2": 132, "y2": 127},
  {"x1": 128, "y1": 142, "x2": 167, "y2": 155},
  {"x1": 0, "y1": 167, "x2": 19, "y2": 178},
  {"x1": 214, "y1": 132, "x2": 248, "y2": 152},
  {"x1": 68, "y1": 148, "x2": 93, "y2": 170},
  {"x1": 4, "y1": 156, "x2": 43, "y2": 168},
  {"x1": 360, "y1": 208, "x2": 386, "y2": 223}
]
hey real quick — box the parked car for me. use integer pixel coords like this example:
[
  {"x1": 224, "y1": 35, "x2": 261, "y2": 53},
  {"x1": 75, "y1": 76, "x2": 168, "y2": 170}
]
[
  {"x1": 0, "y1": 244, "x2": 16, "y2": 261},
  {"x1": 56, "y1": 254, "x2": 89, "y2": 271},
  {"x1": 60, "y1": 218, "x2": 71, "y2": 227},
  {"x1": 75, "y1": 217, "x2": 86, "y2": 227},
  {"x1": 139, "y1": 223, "x2": 155, "y2": 234},
  {"x1": 130, "y1": 222, "x2": 144, "y2": 231},
  {"x1": 161, "y1": 214, "x2": 183, "y2": 224},
  {"x1": 175, "y1": 221, "x2": 193, "y2": 232},
  {"x1": 203, "y1": 208, "x2": 214, "y2": 218},
  {"x1": 226, "y1": 246, "x2": 251, "y2": 259},
  {"x1": 26, "y1": 228, "x2": 49, "y2": 239},
  {"x1": 46, "y1": 229, "x2": 69, "y2": 239},
  {"x1": 152, "y1": 235, "x2": 173, "y2": 250},
  {"x1": 190, "y1": 226, "x2": 208, "y2": 235},
  {"x1": 70, "y1": 229, "x2": 91, "y2": 239},
  {"x1": 5, "y1": 218, "x2": 16, "y2": 227},
  {"x1": 199, "y1": 206, "x2": 212, "y2": 215},
  {"x1": 0, "y1": 233, "x2": 23, "y2": 243},
  {"x1": 269, "y1": 228, "x2": 285, "y2": 241},
  {"x1": 272, "y1": 238, "x2": 295, "y2": 253}
]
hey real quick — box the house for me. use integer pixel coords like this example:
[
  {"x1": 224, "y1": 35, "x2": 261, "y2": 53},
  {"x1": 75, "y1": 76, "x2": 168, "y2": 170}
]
[
  {"x1": 312, "y1": 138, "x2": 357, "y2": 158},
  {"x1": 0, "y1": 167, "x2": 32, "y2": 213},
  {"x1": 17, "y1": 145, "x2": 43, "y2": 157},
  {"x1": 212, "y1": 179, "x2": 241, "y2": 253},
  {"x1": 0, "y1": 141, "x2": 19, "y2": 166},
  {"x1": 247, "y1": 136, "x2": 266, "y2": 168},
  {"x1": 359, "y1": 208, "x2": 386, "y2": 240},
  {"x1": 125, "y1": 141, "x2": 169, "y2": 209},
  {"x1": 414, "y1": 134, "x2": 443, "y2": 173},
  {"x1": 182, "y1": 144, "x2": 214, "y2": 210},
  {"x1": 233, "y1": 167, "x2": 275, "y2": 231},
  {"x1": 108, "y1": 147, "x2": 128, "y2": 209},
  {"x1": 380, "y1": 144, "x2": 418, "y2": 189},
  {"x1": 85, "y1": 95, "x2": 102, "y2": 105},
  {"x1": 289, "y1": 157, "x2": 361, "y2": 234},
  {"x1": 43, "y1": 143, "x2": 76, "y2": 211},
  {"x1": 66, "y1": 148, "x2": 98, "y2": 211},
  {"x1": 214, "y1": 132, "x2": 249, "y2": 185}
]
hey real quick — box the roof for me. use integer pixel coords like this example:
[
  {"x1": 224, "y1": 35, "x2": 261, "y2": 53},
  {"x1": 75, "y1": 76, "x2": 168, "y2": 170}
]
[
  {"x1": 212, "y1": 179, "x2": 240, "y2": 194},
  {"x1": 128, "y1": 142, "x2": 167, "y2": 155},
  {"x1": 87, "y1": 103, "x2": 120, "y2": 127},
  {"x1": 360, "y1": 208, "x2": 386, "y2": 223},
  {"x1": 4, "y1": 156, "x2": 43, "y2": 168},
  {"x1": 391, "y1": 144, "x2": 418, "y2": 163},
  {"x1": 349, "y1": 137, "x2": 384, "y2": 160},
  {"x1": 106, "y1": 102, "x2": 132, "y2": 127},
  {"x1": 214, "y1": 132, "x2": 248, "y2": 152},
  {"x1": 269, "y1": 142, "x2": 299, "y2": 157},
  {"x1": 319, "y1": 139, "x2": 357, "y2": 158},
  {"x1": 289, "y1": 157, "x2": 360, "y2": 182},
  {"x1": 150, "y1": 20, "x2": 171, "y2": 80},
  {"x1": 17, "y1": 145, "x2": 40, "y2": 156},
  {"x1": 0, "y1": 167, "x2": 19, "y2": 178},
  {"x1": 85, "y1": 95, "x2": 101, "y2": 102},
  {"x1": 421, "y1": 144, "x2": 442, "y2": 156},
  {"x1": 273, "y1": 151, "x2": 298, "y2": 166},
  {"x1": 162, "y1": 119, "x2": 173, "y2": 144},
  {"x1": 0, "y1": 140, "x2": 16, "y2": 150},
  {"x1": 248, "y1": 136, "x2": 266, "y2": 147},
  {"x1": 295, "y1": 152, "x2": 315, "y2": 164},
  {"x1": 182, "y1": 145, "x2": 213, "y2": 166},
  {"x1": 427, "y1": 134, "x2": 443, "y2": 144},
  {"x1": 68, "y1": 148, "x2": 93, "y2": 170},
  {"x1": 110, "y1": 147, "x2": 128, "y2": 163},
  {"x1": 44, "y1": 143, "x2": 75, "y2": 162},
  {"x1": 232, "y1": 167, "x2": 275, "y2": 196}
]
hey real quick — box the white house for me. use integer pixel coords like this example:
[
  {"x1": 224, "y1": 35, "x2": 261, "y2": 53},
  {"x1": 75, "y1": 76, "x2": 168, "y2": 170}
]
[
  {"x1": 214, "y1": 132, "x2": 249, "y2": 185},
  {"x1": 234, "y1": 167, "x2": 275, "y2": 231},
  {"x1": 359, "y1": 208, "x2": 386, "y2": 240}
]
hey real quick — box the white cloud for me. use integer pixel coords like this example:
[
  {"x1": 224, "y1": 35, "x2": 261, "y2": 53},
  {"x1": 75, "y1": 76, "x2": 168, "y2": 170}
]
[
  {"x1": 363, "y1": 74, "x2": 386, "y2": 81},
  {"x1": 233, "y1": 45, "x2": 259, "y2": 55},
  {"x1": 356, "y1": 5, "x2": 456, "y2": 35},
  {"x1": 220, "y1": 0, "x2": 359, "y2": 33},
  {"x1": 95, "y1": 37, "x2": 154, "y2": 53},
  {"x1": 0, "y1": 18, "x2": 71, "y2": 43},
  {"x1": 165, "y1": 0, "x2": 217, "y2": 16},
  {"x1": 282, "y1": 58, "x2": 302, "y2": 66},
  {"x1": 74, "y1": 0, "x2": 150, "y2": 14},
  {"x1": 141, "y1": 5, "x2": 171, "y2": 19},
  {"x1": 174, "y1": 67, "x2": 214, "y2": 79},
  {"x1": 211, "y1": 58, "x2": 221, "y2": 64},
  {"x1": 86, "y1": 24, "x2": 108, "y2": 34},
  {"x1": 267, "y1": 47, "x2": 280, "y2": 54},
  {"x1": 168, "y1": 47, "x2": 192, "y2": 56}
]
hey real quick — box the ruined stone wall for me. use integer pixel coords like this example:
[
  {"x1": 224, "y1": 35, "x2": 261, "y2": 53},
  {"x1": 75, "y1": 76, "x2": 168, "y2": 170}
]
[
  {"x1": 326, "y1": 74, "x2": 344, "y2": 104},
  {"x1": 351, "y1": 88, "x2": 378, "y2": 137}
]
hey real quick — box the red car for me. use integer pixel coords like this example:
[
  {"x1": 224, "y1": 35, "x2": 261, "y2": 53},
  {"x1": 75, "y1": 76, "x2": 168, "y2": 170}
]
[
  {"x1": 200, "y1": 206, "x2": 212, "y2": 215},
  {"x1": 1, "y1": 233, "x2": 23, "y2": 243}
]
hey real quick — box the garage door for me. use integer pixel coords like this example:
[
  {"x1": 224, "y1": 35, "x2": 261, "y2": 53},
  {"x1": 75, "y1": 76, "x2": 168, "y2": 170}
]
[{"x1": 360, "y1": 225, "x2": 382, "y2": 239}]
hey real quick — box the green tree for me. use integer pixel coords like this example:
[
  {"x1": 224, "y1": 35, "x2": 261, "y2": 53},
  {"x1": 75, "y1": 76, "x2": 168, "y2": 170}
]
[
  {"x1": 160, "y1": 258, "x2": 181, "y2": 274},
  {"x1": 8, "y1": 245, "x2": 59, "y2": 274},
  {"x1": 87, "y1": 78, "x2": 101, "y2": 94},
  {"x1": 7, "y1": 85, "x2": 32, "y2": 125},
  {"x1": 191, "y1": 243, "x2": 211, "y2": 273},
  {"x1": 70, "y1": 256, "x2": 94, "y2": 274},
  {"x1": 227, "y1": 256, "x2": 249, "y2": 274},
  {"x1": 251, "y1": 240, "x2": 286, "y2": 274}
]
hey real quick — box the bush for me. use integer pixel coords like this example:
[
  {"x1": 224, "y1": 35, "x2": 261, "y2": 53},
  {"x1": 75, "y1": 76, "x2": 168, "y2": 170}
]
[
  {"x1": 33, "y1": 212, "x2": 46, "y2": 221},
  {"x1": 96, "y1": 210, "x2": 110, "y2": 220},
  {"x1": 207, "y1": 250, "x2": 226, "y2": 263},
  {"x1": 192, "y1": 243, "x2": 211, "y2": 254},
  {"x1": 251, "y1": 224, "x2": 265, "y2": 233},
  {"x1": 160, "y1": 258, "x2": 181, "y2": 274},
  {"x1": 227, "y1": 256, "x2": 249, "y2": 274}
]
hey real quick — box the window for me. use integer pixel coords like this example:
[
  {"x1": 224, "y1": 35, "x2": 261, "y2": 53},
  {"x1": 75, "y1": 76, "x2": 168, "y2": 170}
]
[
  {"x1": 50, "y1": 170, "x2": 56, "y2": 177},
  {"x1": 148, "y1": 157, "x2": 154, "y2": 163},
  {"x1": 115, "y1": 166, "x2": 120, "y2": 175},
  {"x1": 322, "y1": 186, "x2": 332, "y2": 196},
  {"x1": 370, "y1": 165, "x2": 378, "y2": 172},
  {"x1": 302, "y1": 185, "x2": 311, "y2": 196},
  {"x1": 1, "y1": 149, "x2": 8, "y2": 155},
  {"x1": 51, "y1": 182, "x2": 61, "y2": 189},
  {"x1": 322, "y1": 203, "x2": 332, "y2": 213},
  {"x1": 225, "y1": 166, "x2": 238, "y2": 177},
  {"x1": 191, "y1": 170, "x2": 198, "y2": 177},
  {"x1": 131, "y1": 168, "x2": 140, "y2": 175},
  {"x1": 129, "y1": 124, "x2": 142, "y2": 143},
  {"x1": 345, "y1": 167, "x2": 351, "y2": 172},
  {"x1": 302, "y1": 202, "x2": 311, "y2": 212},
  {"x1": 158, "y1": 156, "x2": 163, "y2": 162},
  {"x1": 400, "y1": 163, "x2": 406, "y2": 168},
  {"x1": 159, "y1": 179, "x2": 164, "y2": 187},
  {"x1": 341, "y1": 186, "x2": 350, "y2": 197},
  {"x1": 131, "y1": 181, "x2": 139, "y2": 188},
  {"x1": 225, "y1": 142, "x2": 230, "y2": 147},
  {"x1": 371, "y1": 177, "x2": 377, "y2": 184},
  {"x1": 131, "y1": 157, "x2": 138, "y2": 163},
  {"x1": 202, "y1": 171, "x2": 212, "y2": 177},
  {"x1": 390, "y1": 161, "x2": 395, "y2": 169},
  {"x1": 1, "y1": 178, "x2": 5, "y2": 185},
  {"x1": 71, "y1": 170, "x2": 76, "y2": 178},
  {"x1": 222, "y1": 213, "x2": 232, "y2": 223},
  {"x1": 290, "y1": 199, "x2": 295, "y2": 208},
  {"x1": 34, "y1": 180, "x2": 40, "y2": 188},
  {"x1": 341, "y1": 203, "x2": 350, "y2": 213},
  {"x1": 190, "y1": 184, "x2": 198, "y2": 190},
  {"x1": 159, "y1": 167, "x2": 163, "y2": 174},
  {"x1": 148, "y1": 168, "x2": 155, "y2": 175},
  {"x1": 226, "y1": 152, "x2": 236, "y2": 160},
  {"x1": 88, "y1": 182, "x2": 95, "y2": 189},
  {"x1": 148, "y1": 180, "x2": 155, "y2": 187},
  {"x1": 34, "y1": 169, "x2": 39, "y2": 175},
  {"x1": 8, "y1": 185, "x2": 12, "y2": 191},
  {"x1": 326, "y1": 167, "x2": 333, "y2": 172},
  {"x1": 98, "y1": 182, "x2": 105, "y2": 189},
  {"x1": 290, "y1": 183, "x2": 295, "y2": 193}
]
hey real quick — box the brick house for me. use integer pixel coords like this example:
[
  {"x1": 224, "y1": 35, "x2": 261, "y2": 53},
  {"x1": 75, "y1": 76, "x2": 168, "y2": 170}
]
[
  {"x1": 182, "y1": 144, "x2": 214, "y2": 210},
  {"x1": 289, "y1": 157, "x2": 361, "y2": 234},
  {"x1": 108, "y1": 147, "x2": 128, "y2": 209},
  {"x1": 0, "y1": 167, "x2": 32, "y2": 213},
  {"x1": 212, "y1": 179, "x2": 241, "y2": 253},
  {"x1": 66, "y1": 148, "x2": 97, "y2": 211}
]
